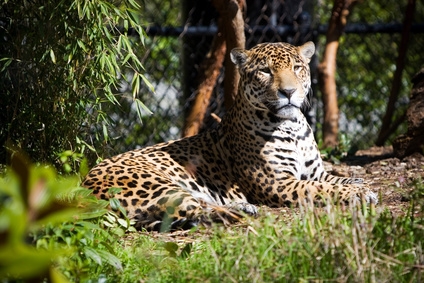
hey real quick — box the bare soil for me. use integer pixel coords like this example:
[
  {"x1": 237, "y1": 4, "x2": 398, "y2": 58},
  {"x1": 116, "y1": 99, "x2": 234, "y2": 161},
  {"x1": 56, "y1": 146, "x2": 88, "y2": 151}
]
[
  {"x1": 257, "y1": 146, "x2": 424, "y2": 221},
  {"x1": 330, "y1": 146, "x2": 424, "y2": 216}
]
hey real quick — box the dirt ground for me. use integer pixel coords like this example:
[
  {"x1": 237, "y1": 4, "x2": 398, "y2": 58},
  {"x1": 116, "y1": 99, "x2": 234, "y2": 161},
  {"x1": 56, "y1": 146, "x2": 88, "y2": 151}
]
[
  {"x1": 324, "y1": 146, "x2": 424, "y2": 216},
  {"x1": 255, "y1": 146, "x2": 424, "y2": 217}
]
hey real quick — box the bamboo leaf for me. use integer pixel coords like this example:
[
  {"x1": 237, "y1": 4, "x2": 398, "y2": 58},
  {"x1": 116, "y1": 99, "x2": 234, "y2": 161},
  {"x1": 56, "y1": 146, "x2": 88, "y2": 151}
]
[
  {"x1": 0, "y1": 58, "x2": 13, "y2": 72},
  {"x1": 102, "y1": 123, "x2": 108, "y2": 142},
  {"x1": 131, "y1": 72, "x2": 140, "y2": 98},
  {"x1": 141, "y1": 74, "x2": 155, "y2": 93},
  {"x1": 50, "y1": 49, "x2": 56, "y2": 64}
]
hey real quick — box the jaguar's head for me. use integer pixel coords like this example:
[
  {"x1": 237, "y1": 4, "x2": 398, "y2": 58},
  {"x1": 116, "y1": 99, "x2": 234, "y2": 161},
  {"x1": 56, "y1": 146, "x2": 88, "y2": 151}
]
[{"x1": 231, "y1": 41, "x2": 315, "y2": 119}]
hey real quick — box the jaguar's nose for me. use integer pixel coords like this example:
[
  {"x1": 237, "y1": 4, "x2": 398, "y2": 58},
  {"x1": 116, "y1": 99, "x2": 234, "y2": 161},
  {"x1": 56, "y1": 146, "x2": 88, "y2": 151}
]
[{"x1": 278, "y1": 88, "x2": 296, "y2": 99}]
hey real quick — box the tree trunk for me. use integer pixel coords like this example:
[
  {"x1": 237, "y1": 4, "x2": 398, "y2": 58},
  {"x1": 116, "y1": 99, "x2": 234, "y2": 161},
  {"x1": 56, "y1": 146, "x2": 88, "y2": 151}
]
[
  {"x1": 181, "y1": 20, "x2": 226, "y2": 137},
  {"x1": 375, "y1": 0, "x2": 415, "y2": 146},
  {"x1": 393, "y1": 67, "x2": 424, "y2": 158},
  {"x1": 182, "y1": 0, "x2": 245, "y2": 137},
  {"x1": 221, "y1": 0, "x2": 245, "y2": 109},
  {"x1": 317, "y1": 0, "x2": 357, "y2": 148}
]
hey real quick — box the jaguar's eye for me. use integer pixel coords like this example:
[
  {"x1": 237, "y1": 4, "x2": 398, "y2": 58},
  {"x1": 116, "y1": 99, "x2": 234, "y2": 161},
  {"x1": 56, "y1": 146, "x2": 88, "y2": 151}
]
[
  {"x1": 294, "y1": 65, "x2": 303, "y2": 73},
  {"x1": 259, "y1": 67, "x2": 272, "y2": 75}
]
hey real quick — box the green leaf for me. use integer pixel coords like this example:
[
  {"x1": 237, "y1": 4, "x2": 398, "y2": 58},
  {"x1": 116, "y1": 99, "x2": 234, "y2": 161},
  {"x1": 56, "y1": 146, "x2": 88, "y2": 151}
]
[
  {"x1": 83, "y1": 246, "x2": 102, "y2": 265},
  {"x1": 109, "y1": 198, "x2": 121, "y2": 211},
  {"x1": 111, "y1": 227, "x2": 125, "y2": 237},
  {"x1": 50, "y1": 49, "x2": 56, "y2": 64},
  {"x1": 79, "y1": 206, "x2": 109, "y2": 220},
  {"x1": 76, "y1": 40, "x2": 87, "y2": 52},
  {"x1": 50, "y1": 267, "x2": 72, "y2": 283},
  {"x1": 95, "y1": 249, "x2": 122, "y2": 270},
  {"x1": 0, "y1": 244, "x2": 71, "y2": 279},
  {"x1": 117, "y1": 218, "x2": 128, "y2": 229},
  {"x1": 0, "y1": 58, "x2": 13, "y2": 72},
  {"x1": 79, "y1": 158, "x2": 89, "y2": 177},
  {"x1": 102, "y1": 123, "x2": 109, "y2": 142},
  {"x1": 108, "y1": 187, "x2": 122, "y2": 195},
  {"x1": 180, "y1": 243, "x2": 192, "y2": 259},
  {"x1": 163, "y1": 242, "x2": 178, "y2": 257},
  {"x1": 141, "y1": 74, "x2": 155, "y2": 93},
  {"x1": 117, "y1": 205, "x2": 127, "y2": 217},
  {"x1": 63, "y1": 163, "x2": 72, "y2": 173},
  {"x1": 32, "y1": 207, "x2": 78, "y2": 227}
]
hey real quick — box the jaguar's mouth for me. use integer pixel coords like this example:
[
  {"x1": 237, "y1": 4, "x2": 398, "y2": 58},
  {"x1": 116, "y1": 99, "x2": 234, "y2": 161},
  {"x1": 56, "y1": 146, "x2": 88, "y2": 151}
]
[
  {"x1": 265, "y1": 99, "x2": 302, "y2": 116},
  {"x1": 264, "y1": 103, "x2": 298, "y2": 117},
  {"x1": 276, "y1": 103, "x2": 299, "y2": 111}
]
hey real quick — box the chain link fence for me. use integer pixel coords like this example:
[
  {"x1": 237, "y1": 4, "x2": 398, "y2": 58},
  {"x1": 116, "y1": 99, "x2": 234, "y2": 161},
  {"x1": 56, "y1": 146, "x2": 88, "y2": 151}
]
[{"x1": 108, "y1": 0, "x2": 424, "y2": 154}]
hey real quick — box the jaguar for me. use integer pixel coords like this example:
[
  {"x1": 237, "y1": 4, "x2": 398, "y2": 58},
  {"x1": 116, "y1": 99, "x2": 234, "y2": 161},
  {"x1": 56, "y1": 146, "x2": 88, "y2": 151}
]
[{"x1": 82, "y1": 41, "x2": 378, "y2": 231}]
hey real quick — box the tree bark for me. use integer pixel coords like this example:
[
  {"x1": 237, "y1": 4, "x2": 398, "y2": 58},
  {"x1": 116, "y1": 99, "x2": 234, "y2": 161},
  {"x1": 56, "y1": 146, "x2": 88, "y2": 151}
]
[
  {"x1": 181, "y1": 20, "x2": 226, "y2": 137},
  {"x1": 393, "y1": 67, "x2": 424, "y2": 158},
  {"x1": 182, "y1": 0, "x2": 245, "y2": 137},
  {"x1": 375, "y1": 0, "x2": 415, "y2": 146},
  {"x1": 317, "y1": 0, "x2": 357, "y2": 148},
  {"x1": 220, "y1": 0, "x2": 245, "y2": 109}
]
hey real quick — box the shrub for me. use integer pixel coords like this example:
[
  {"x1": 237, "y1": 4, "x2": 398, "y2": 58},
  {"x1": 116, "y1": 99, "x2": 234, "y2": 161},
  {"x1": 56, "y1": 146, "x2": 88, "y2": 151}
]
[{"x1": 0, "y1": 0, "x2": 149, "y2": 169}]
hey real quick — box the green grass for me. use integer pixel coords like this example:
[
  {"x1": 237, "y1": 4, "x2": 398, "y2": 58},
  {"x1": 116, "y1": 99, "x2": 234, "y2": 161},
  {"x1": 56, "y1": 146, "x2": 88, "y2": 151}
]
[
  {"x1": 1, "y1": 156, "x2": 423, "y2": 282},
  {"x1": 81, "y1": 203, "x2": 422, "y2": 283}
]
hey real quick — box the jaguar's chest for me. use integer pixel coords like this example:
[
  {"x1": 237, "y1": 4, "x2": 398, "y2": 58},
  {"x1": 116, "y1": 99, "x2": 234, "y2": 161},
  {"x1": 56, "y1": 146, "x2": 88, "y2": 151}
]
[{"x1": 223, "y1": 115, "x2": 319, "y2": 179}]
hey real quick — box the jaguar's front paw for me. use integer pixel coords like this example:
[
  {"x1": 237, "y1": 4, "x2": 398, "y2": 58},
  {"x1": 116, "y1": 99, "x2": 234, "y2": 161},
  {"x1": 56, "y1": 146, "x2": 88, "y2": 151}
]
[
  {"x1": 226, "y1": 202, "x2": 259, "y2": 217},
  {"x1": 351, "y1": 185, "x2": 378, "y2": 205},
  {"x1": 363, "y1": 189, "x2": 378, "y2": 204}
]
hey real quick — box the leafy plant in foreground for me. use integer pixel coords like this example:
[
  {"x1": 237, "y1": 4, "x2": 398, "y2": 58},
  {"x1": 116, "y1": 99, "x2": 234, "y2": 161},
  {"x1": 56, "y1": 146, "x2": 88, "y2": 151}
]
[
  {"x1": 0, "y1": 153, "x2": 131, "y2": 281},
  {"x1": 0, "y1": 154, "x2": 82, "y2": 281}
]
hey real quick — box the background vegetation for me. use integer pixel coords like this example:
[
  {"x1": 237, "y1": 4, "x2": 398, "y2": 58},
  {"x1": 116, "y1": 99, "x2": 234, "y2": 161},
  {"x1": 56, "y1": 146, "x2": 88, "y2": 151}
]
[
  {"x1": 1, "y1": 0, "x2": 423, "y2": 168},
  {"x1": 316, "y1": 0, "x2": 424, "y2": 148},
  {"x1": 0, "y1": 0, "x2": 148, "y2": 170}
]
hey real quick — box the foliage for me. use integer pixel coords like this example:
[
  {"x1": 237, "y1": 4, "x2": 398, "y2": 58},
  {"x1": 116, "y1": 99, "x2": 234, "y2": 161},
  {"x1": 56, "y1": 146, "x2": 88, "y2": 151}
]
[
  {"x1": 0, "y1": 153, "x2": 137, "y2": 281},
  {"x1": 319, "y1": 132, "x2": 357, "y2": 164},
  {"x1": 102, "y1": 3, "x2": 184, "y2": 153},
  {"x1": 0, "y1": 0, "x2": 149, "y2": 169},
  {"x1": 101, "y1": 37, "x2": 183, "y2": 153},
  {"x1": 0, "y1": 153, "x2": 82, "y2": 281},
  {"x1": 314, "y1": 0, "x2": 424, "y2": 149}
]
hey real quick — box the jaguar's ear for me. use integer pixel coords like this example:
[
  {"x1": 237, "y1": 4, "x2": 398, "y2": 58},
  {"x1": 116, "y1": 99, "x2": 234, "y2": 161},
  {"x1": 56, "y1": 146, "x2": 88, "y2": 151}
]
[
  {"x1": 299, "y1": 41, "x2": 315, "y2": 63},
  {"x1": 230, "y1": 48, "x2": 248, "y2": 67}
]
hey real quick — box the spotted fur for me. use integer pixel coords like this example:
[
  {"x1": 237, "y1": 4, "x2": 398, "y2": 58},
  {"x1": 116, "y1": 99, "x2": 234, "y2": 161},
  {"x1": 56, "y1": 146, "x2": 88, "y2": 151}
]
[{"x1": 82, "y1": 42, "x2": 378, "y2": 231}]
